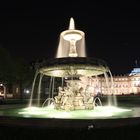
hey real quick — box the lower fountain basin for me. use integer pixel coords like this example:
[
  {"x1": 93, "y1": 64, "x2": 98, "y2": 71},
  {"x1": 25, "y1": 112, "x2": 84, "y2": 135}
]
[
  {"x1": 1, "y1": 104, "x2": 140, "y2": 139},
  {"x1": 0, "y1": 105, "x2": 140, "y2": 129}
]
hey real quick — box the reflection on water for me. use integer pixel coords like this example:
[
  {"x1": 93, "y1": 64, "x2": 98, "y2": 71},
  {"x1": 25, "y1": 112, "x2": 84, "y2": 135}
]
[{"x1": 0, "y1": 105, "x2": 134, "y2": 119}]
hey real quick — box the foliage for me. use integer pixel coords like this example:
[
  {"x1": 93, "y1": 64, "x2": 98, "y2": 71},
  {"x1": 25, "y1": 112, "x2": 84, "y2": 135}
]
[{"x1": 0, "y1": 46, "x2": 34, "y2": 86}]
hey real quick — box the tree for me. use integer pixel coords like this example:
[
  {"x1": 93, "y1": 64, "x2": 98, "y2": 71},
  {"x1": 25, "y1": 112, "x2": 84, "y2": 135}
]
[
  {"x1": 0, "y1": 47, "x2": 16, "y2": 82},
  {"x1": 13, "y1": 57, "x2": 34, "y2": 99},
  {"x1": 0, "y1": 46, "x2": 34, "y2": 99}
]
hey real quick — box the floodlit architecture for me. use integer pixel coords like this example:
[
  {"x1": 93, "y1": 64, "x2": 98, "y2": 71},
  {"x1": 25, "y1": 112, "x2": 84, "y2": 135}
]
[
  {"x1": 87, "y1": 67, "x2": 140, "y2": 96},
  {"x1": 114, "y1": 67, "x2": 140, "y2": 95}
]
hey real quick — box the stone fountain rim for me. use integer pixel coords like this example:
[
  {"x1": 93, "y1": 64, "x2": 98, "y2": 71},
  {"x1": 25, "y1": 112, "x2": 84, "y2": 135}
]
[
  {"x1": 38, "y1": 57, "x2": 109, "y2": 68},
  {"x1": 37, "y1": 57, "x2": 109, "y2": 77}
]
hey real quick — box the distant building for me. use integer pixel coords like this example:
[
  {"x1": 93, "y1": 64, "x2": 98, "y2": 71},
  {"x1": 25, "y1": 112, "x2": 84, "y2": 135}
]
[
  {"x1": 112, "y1": 68, "x2": 140, "y2": 95},
  {"x1": 90, "y1": 67, "x2": 140, "y2": 95}
]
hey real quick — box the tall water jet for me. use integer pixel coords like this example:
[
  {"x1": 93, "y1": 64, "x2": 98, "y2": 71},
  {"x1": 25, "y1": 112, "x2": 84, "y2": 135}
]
[{"x1": 68, "y1": 17, "x2": 75, "y2": 30}]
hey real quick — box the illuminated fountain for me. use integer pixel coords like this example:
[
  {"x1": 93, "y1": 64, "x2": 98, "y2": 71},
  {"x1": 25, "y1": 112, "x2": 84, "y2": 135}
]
[{"x1": 18, "y1": 17, "x2": 132, "y2": 119}]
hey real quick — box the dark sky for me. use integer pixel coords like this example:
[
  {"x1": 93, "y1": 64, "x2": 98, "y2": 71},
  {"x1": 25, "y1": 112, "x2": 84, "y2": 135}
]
[{"x1": 0, "y1": 1, "x2": 140, "y2": 74}]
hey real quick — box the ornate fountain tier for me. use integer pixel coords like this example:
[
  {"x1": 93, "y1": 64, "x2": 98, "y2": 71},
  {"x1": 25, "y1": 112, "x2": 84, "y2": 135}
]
[
  {"x1": 39, "y1": 57, "x2": 109, "y2": 77},
  {"x1": 59, "y1": 17, "x2": 85, "y2": 57},
  {"x1": 61, "y1": 30, "x2": 84, "y2": 57},
  {"x1": 62, "y1": 30, "x2": 84, "y2": 41}
]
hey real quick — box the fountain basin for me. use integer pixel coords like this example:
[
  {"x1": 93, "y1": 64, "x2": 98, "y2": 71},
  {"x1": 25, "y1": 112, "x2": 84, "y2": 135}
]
[
  {"x1": 62, "y1": 30, "x2": 83, "y2": 41},
  {"x1": 0, "y1": 104, "x2": 140, "y2": 139},
  {"x1": 0, "y1": 105, "x2": 140, "y2": 129},
  {"x1": 39, "y1": 57, "x2": 109, "y2": 77}
]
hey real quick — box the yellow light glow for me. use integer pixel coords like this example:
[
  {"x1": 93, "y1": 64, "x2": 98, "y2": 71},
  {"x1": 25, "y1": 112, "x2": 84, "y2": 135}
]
[
  {"x1": 63, "y1": 33, "x2": 82, "y2": 41},
  {"x1": 18, "y1": 106, "x2": 132, "y2": 119}
]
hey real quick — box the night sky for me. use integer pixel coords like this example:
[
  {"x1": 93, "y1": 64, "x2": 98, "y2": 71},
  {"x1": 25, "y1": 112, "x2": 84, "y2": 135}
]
[{"x1": 0, "y1": 1, "x2": 140, "y2": 74}]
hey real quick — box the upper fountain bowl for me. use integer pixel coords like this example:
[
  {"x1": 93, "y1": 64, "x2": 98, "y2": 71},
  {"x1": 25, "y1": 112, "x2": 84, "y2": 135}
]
[{"x1": 62, "y1": 30, "x2": 84, "y2": 41}]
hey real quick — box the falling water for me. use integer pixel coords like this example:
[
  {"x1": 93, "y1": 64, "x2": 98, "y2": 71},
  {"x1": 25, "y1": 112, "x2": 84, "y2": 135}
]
[
  {"x1": 29, "y1": 71, "x2": 39, "y2": 107},
  {"x1": 48, "y1": 77, "x2": 53, "y2": 99},
  {"x1": 93, "y1": 97, "x2": 102, "y2": 106},
  {"x1": 104, "y1": 72, "x2": 112, "y2": 105},
  {"x1": 109, "y1": 70, "x2": 117, "y2": 106},
  {"x1": 51, "y1": 77, "x2": 55, "y2": 98},
  {"x1": 76, "y1": 35, "x2": 86, "y2": 57},
  {"x1": 104, "y1": 71, "x2": 117, "y2": 106},
  {"x1": 56, "y1": 35, "x2": 69, "y2": 58},
  {"x1": 37, "y1": 74, "x2": 44, "y2": 107}
]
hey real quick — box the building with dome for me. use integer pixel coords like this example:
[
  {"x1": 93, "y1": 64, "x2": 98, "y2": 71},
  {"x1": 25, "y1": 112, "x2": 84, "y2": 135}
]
[{"x1": 96, "y1": 67, "x2": 140, "y2": 95}]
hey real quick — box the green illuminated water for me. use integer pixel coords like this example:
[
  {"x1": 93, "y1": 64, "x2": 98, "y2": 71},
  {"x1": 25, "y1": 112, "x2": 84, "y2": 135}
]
[{"x1": 0, "y1": 105, "x2": 134, "y2": 119}]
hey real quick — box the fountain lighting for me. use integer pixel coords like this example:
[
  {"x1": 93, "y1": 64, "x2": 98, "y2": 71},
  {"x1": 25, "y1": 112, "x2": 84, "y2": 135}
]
[
  {"x1": 18, "y1": 106, "x2": 131, "y2": 119},
  {"x1": 27, "y1": 17, "x2": 126, "y2": 113}
]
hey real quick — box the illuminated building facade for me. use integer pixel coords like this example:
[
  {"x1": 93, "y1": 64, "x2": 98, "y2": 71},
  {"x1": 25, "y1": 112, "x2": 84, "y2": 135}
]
[{"x1": 94, "y1": 67, "x2": 140, "y2": 95}]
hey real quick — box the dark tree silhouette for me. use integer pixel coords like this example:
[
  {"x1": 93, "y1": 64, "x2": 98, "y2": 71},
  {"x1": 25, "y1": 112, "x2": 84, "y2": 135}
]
[{"x1": 0, "y1": 46, "x2": 34, "y2": 99}]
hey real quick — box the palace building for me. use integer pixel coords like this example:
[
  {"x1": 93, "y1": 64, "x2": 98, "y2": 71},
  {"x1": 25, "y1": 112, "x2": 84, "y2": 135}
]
[
  {"x1": 113, "y1": 67, "x2": 140, "y2": 95},
  {"x1": 91, "y1": 67, "x2": 140, "y2": 95}
]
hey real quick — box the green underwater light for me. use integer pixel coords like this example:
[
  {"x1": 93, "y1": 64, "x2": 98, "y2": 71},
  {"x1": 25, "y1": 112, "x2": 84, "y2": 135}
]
[{"x1": 18, "y1": 105, "x2": 132, "y2": 119}]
